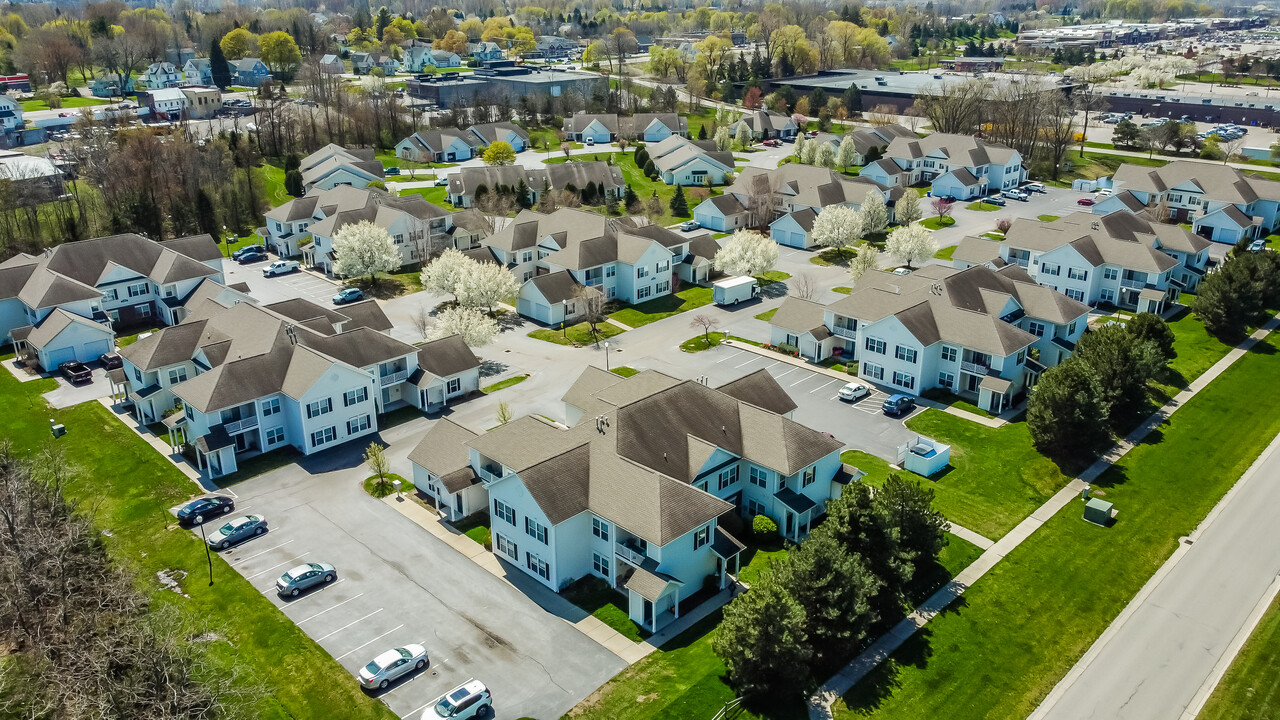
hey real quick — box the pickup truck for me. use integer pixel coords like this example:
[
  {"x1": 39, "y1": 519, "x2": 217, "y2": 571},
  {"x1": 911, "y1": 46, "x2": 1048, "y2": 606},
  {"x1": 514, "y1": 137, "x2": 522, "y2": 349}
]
[{"x1": 263, "y1": 260, "x2": 300, "y2": 277}]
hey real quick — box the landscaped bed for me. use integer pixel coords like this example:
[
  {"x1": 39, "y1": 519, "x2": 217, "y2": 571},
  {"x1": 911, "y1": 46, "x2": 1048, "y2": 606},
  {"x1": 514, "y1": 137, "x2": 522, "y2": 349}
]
[
  {"x1": 449, "y1": 512, "x2": 492, "y2": 549},
  {"x1": 482, "y1": 374, "x2": 529, "y2": 394}
]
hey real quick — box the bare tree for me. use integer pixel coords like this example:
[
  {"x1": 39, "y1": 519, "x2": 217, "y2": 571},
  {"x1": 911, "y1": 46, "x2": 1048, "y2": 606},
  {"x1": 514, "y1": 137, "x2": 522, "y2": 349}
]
[
  {"x1": 915, "y1": 78, "x2": 988, "y2": 134},
  {"x1": 574, "y1": 285, "x2": 608, "y2": 346},
  {"x1": 410, "y1": 304, "x2": 432, "y2": 340},
  {"x1": 1039, "y1": 91, "x2": 1078, "y2": 181},
  {"x1": 790, "y1": 272, "x2": 818, "y2": 300},
  {"x1": 690, "y1": 313, "x2": 721, "y2": 344},
  {"x1": 744, "y1": 172, "x2": 777, "y2": 229}
]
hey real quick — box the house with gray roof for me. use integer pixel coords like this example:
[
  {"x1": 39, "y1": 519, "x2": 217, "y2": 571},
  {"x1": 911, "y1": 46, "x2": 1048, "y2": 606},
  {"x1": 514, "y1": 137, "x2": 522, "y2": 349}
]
[
  {"x1": 439, "y1": 366, "x2": 854, "y2": 632},
  {"x1": 466, "y1": 122, "x2": 531, "y2": 152},
  {"x1": 299, "y1": 144, "x2": 386, "y2": 192},
  {"x1": 447, "y1": 161, "x2": 624, "y2": 208},
  {"x1": 647, "y1": 135, "x2": 734, "y2": 186},
  {"x1": 395, "y1": 129, "x2": 482, "y2": 163},
  {"x1": 860, "y1": 132, "x2": 1025, "y2": 200},
  {"x1": 692, "y1": 163, "x2": 895, "y2": 235},
  {"x1": 771, "y1": 263, "x2": 1091, "y2": 413}
]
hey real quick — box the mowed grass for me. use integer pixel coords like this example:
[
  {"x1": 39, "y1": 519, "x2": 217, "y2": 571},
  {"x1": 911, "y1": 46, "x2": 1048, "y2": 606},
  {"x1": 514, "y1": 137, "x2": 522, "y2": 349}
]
[
  {"x1": 610, "y1": 286, "x2": 713, "y2": 328},
  {"x1": 546, "y1": 150, "x2": 722, "y2": 226},
  {"x1": 528, "y1": 321, "x2": 625, "y2": 346},
  {"x1": 561, "y1": 577, "x2": 649, "y2": 643},
  {"x1": 834, "y1": 334, "x2": 1280, "y2": 720},
  {"x1": 0, "y1": 367, "x2": 396, "y2": 720},
  {"x1": 21, "y1": 95, "x2": 111, "y2": 111},
  {"x1": 1199, "y1": 591, "x2": 1280, "y2": 720},
  {"x1": 398, "y1": 185, "x2": 454, "y2": 210}
]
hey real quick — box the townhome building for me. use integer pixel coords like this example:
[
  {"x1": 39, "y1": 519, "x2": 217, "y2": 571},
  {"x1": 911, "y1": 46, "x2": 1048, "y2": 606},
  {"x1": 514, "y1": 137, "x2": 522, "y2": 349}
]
[
  {"x1": 1095, "y1": 160, "x2": 1280, "y2": 244},
  {"x1": 115, "y1": 296, "x2": 477, "y2": 479},
  {"x1": 562, "y1": 113, "x2": 619, "y2": 143},
  {"x1": 299, "y1": 144, "x2": 386, "y2": 192},
  {"x1": 953, "y1": 210, "x2": 1210, "y2": 313},
  {"x1": 647, "y1": 135, "x2": 735, "y2": 186},
  {"x1": 395, "y1": 129, "x2": 482, "y2": 163},
  {"x1": 401, "y1": 44, "x2": 433, "y2": 73},
  {"x1": 859, "y1": 133, "x2": 1026, "y2": 200},
  {"x1": 770, "y1": 264, "x2": 1090, "y2": 413},
  {"x1": 427, "y1": 51, "x2": 462, "y2": 68},
  {"x1": 468, "y1": 42, "x2": 504, "y2": 63},
  {"x1": 413, "y1": 366, "x2": 850, "y2": 632},
  {"x1": 265, "y1": 185, "x2": 452, "y2": 275},
  {"x1": 1, "y1": 233, "x2": 223, "y2": 370},
  {"x1": 624, "y1": 113, "x2": 688, "y2": 142},
  {"x1": 729, "y1": 110, "x2": 799, "y2": 141},
  {"x1": 808, "y1": 124, "x2": 918, "y2": 167},
  {"x1": 467, "y1": 122, "x2": 531, "y2": 152},
  {"x1": 141, "y1": 61, "x2": 183, "y2": 89},
  {"x1": 351, "y1": 52, "x2": 399, "y2": 75},
  {"x1": 447, "y1": 162, "x2": 624, "y2": 208}
]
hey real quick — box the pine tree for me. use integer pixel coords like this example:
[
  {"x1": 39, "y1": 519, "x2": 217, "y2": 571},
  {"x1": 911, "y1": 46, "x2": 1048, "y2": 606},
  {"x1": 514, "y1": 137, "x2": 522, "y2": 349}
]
[
  {"x1": 634, "y1": 145, "x2": 649, "y2": 168},
  {"x1": 195, "y1": 188, "x2": 218, "y2": 237},
  {"x1": 669, "y1": 185, "x2": 688, "y2": 217},
  {"x1": 697, "y1": 123, "x2": 707, "y2": 140},
  {"x1": 515, "y1": 178, "x2": 532, "y2": 209},
  {"x1": 209, "y1": 39, "x2": 232, "y2": 89},
  {"x1": 623, "y1": 184, "x2": 639, "y2": 210},
  {"x1": 284, "y1": 170, "x2": 304, "y2": 197},
  {"x1": 643, "y1": 158, "x2": 657, "y2": 179}
]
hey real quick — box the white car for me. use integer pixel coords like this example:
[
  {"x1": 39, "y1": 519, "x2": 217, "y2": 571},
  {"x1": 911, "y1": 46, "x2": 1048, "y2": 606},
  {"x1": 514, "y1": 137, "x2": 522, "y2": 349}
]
[
  {"x1": 426, "y1": 680, "x2": 492, "y2": 719},
  {"x1": 838, "y1": 382, "x2": 870, "y2": 401},
  {"x1": 359, "y1": 645, "x2": 428, "y2": 690},
  {"x1": 263, "y1": 260, "x2": 299, "y2": 277},
  {"x1": 584, "y1": 137, "x2": 595, "y2": 146}
]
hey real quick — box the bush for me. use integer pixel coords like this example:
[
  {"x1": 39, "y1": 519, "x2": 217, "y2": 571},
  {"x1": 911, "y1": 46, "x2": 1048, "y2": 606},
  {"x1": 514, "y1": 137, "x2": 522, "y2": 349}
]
[
  {"x1": 776, "y1": 343, "x2": 799, "y2": 356},
  {"x1": 995, "y1": 218, "x2": 1012, "y2": 233},
  {"x1": 752, "y1": 514, "x2": 778, "y2": 537}
]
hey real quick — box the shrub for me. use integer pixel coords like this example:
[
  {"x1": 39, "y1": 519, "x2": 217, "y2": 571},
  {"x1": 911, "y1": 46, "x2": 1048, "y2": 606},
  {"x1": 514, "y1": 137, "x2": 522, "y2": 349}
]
[
  {"x1": 776, "y1": 343, "x2": 799, "y2": 356},
  {"x1": 752, "y1": 514, "x2": 778, "y2": 537},
  {"x1": 995, "y1": 218, "x2": 1012, "y2": 233}
]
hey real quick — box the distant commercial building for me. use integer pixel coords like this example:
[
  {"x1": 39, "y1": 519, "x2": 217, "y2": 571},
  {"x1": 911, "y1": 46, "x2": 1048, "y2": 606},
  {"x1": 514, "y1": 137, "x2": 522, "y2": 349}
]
[{"x1": 405, "y1": 62, "x2": 606, "y2": 109}]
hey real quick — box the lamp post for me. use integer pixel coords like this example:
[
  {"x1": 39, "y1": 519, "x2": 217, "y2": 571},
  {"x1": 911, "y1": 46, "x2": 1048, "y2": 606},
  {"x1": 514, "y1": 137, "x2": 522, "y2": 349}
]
[
  {"x1": 603, "y1": 341, "x2": 610, "y2": 372},
  {"x1": 562, "y1": 300, "x2": 568, "y2": 338},
  {"x1": 197, "y1": 521, "x2": 214, "y2": 586}
]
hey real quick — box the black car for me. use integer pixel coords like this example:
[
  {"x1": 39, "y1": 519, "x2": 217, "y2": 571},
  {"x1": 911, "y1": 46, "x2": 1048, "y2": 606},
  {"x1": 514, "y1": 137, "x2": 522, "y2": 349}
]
[
  {"x1": 237, "y1": 251, "x2": 268, "y2": 264},
  {"x1": 177, "y1": 495, "x2": 236, "y2": 525},
  {"x1": 98, "y1": 352, "x2": 123, "y2": 369},
  {"x1": 58, "y1": 360, "x2": 91, "y2": 383},
  {"x1": 231, "y1": 244, "x2": 266, "y2": 260}
]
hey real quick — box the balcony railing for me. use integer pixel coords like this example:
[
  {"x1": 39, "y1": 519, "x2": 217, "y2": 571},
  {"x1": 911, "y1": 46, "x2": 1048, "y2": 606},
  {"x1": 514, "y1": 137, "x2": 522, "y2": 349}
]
[
  {"x1": 960, "y1": 361, "x2": 991, "y2": 376},
  {"x1": 832, "y1": 325, "x2": 857, "y2": 340},
  {"x1": 224, "y1": 415, "x2": 259, "y2": 434},
  {"x1": 478, "y1": 465, "x2": 505, "y2": 485},
  {"x1": 380, "y1": 370, "x2": 408, "y2": 386},
  {"x1": 585, "y1": 276, "x2": 603, "y2": 287},
  {"x1": 1120, "y1": 277, "x2": 1147, "y2": 289},
  {"x1": 615, "y1": 541, "x2": 647, "y2": 566}
]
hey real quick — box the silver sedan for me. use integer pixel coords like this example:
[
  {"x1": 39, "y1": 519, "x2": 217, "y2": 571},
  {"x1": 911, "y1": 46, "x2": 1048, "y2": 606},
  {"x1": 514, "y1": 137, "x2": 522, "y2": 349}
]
[
  {"x1": 205, "y1": 515, "x2": 268, "y2": 550},
  {"x1": 276, "y1": 562, "x2": 337, "y2": 597},
  {"x1": 359, "y1": 645, "x2": 429, "y2": 691}
]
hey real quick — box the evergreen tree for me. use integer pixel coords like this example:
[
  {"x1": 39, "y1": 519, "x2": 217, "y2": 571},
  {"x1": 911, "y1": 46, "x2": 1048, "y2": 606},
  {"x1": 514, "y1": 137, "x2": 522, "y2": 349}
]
[
  {"x1": 284, "y1": 170, "x2": 304, "y2": 197},
  {"x1": 209, "y1": 39, "x2": 232, "y2": 89},
  {"x1": 515, "y1": 178, "x2": 532, "y2": 209},
  {"x1": 1074, "y1": 323, "x2": 1163, "y2": 424},
  {"x1": 194, "y1": 188, "x2": 218, "y2": 237},
  {"x1": 775, "y1": 530, "x2": 880, "y2": 668},
  {"x1": 623, "y1": 184, "x2": 639, "y2": 210},
  {"x1": 635, "y1": 145, "x2": 649, "y2": 168},
  {"x1": 643, "y1": 158, "x2": 657, "y2": 179},
  {"x1": 697, "y1": 123, "x2": 707, "y2": 140},
  {"x1": 669, "y1": 185, "x2": 688, "y2": 216},
  {"x1": 284, "y1": 153, "x2": 300, "y2": 173},
  {"x1": 712, "y1": 577, "x2": 813, "y2": 698},
  {"x1": 1028, "y1": 358, "x2": 1111, "y2": 458},
  {"x1": 1127, "y1": 313, "x2": 1176, "y2": 362},
  {"x1": 584, "y1": 180, "x2": 599, "y2": 204}
]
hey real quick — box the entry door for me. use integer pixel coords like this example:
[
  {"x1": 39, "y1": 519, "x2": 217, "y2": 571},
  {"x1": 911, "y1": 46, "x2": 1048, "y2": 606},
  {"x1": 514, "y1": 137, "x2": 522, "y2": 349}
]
[
  {"x1": 643, "y1": 599, "x2": 653, "y2": 627},
  {"x1": 454, "y1": 494, "x2": 463, "y2": 516},
  {"x1": 966, "y1": 373, "x2": 981, "y2": 393}
]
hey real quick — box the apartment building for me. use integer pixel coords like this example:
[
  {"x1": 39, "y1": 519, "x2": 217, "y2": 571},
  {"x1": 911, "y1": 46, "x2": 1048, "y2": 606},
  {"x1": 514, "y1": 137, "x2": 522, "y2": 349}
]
[{"x1": 859, "y1": 132, "x2": 1026, "y2": 200}]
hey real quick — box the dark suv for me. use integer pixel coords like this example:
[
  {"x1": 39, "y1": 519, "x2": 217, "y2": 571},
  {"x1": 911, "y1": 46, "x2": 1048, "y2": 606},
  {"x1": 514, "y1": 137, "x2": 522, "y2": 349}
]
[
  {"x1": 882, "y1": 394, "x2": 916, "y2": 417},
  {"x1": 58, "y1": 360, "x2": 91, "y2": 383}
]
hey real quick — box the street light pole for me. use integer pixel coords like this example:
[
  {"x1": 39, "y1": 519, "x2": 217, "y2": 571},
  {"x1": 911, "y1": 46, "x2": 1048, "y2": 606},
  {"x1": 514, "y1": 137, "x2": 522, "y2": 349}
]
[
  {"x1": 604, "y1": 341, "x2": 610, "y2": 372},
  {"x1": 198, "y1": 521, "x2": 214, "y2": 586}
]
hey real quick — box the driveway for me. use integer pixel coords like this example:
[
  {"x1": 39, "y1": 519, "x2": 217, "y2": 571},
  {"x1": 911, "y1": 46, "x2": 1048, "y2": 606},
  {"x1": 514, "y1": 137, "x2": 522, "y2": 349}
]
[
  {"x1": 42, "y1": 365, "x2": 114, "y2": 409},
  {"x1": 928, "y1": 186, "x2": 1094, "y2": 252},
  {"x1": 220, "y1": 258, "x2": 342, "y2": 307},
  {"x1": 187, "y1": 424, "x2": 625, "y2": 720}
]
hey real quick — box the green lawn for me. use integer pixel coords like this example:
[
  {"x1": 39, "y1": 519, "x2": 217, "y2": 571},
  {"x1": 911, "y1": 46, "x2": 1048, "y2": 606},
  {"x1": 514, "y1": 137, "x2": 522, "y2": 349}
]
[
  {"x1": 811, "y1": 247, "x2": 857, "y2": 267},
  {"x1": 920, "y1": 388, "x2": 994, "y2": 418},
  {"x1": 0, "y1": 366, "x2": 396, "y2": 720},
  {"x1": 754, "y1": 308, "x2": 777, "y2": 321},
  {"x1": 450, "y1": 512, "x2": 491, "y2": 549},
  {"x1": 965, "y1": 201, "x2": 1000, "y2": 212},
  {"x1": 363, "y1": 472, "x2": 408, "y2": 499},
  {"x1": 680, "y1": 331, "x2": 726, "y2": 352},
  {"x1": 922, "y1": 216, "x2": 957, "y2": 231},
  {"x1": 832, "y1": 286, "x2": 852, "y2": 295},
  {"x1": 933, "y1": 245, "x2": 957, "y2": 261},
  {"x1": 398, "y1": 186, "x2": 453, "y2": 210},
  {"x1": 257, "y1": 161, "x2": 292, "y2": 208},
  {"x1": 1037, "y1": 214, "x2": 1060, "y2": 222},
  {"x1": 561, "y1": 576, "x2": 649, "y2": 643},
  {"x1": 737, "y1": 535, "x2": 789, "y2": 586},
  {"x1": 546, "y1": 151, "x2": 721, "y2": 226},
  {"x1": 528, "y1": 321, "x2": 625, "y2": 346},
  {"x1": 20, "y1": 95, "x2": 110, "y2": 112},
  {"x1": 374, "y1": 150, "x2": 455, "y2": 171},
  {"x1": 755, "y1": 271, "x2": 791, "y2": 286},
  {"x1": 1199, "y1": 591, "x2": 1280, "y2": 720},
  {"x1": 611, "y1": 366, "x2": 640, "y2": 377},
  {"x1": 610, "y1": 286, "x2": 713, "y2": 328},
  {"x1": 482, "y1": 374, "x2": 529, "y2": 393},
  {"x1": 1266, "y1": 233, "x2": 1280, "y2": 252},
  {"x1": 1157, "y1": 307, "x2": 1236, "y2": 395},
  {"x1": 835, "y1": 333, "x2": 1280, "y2": 720}
]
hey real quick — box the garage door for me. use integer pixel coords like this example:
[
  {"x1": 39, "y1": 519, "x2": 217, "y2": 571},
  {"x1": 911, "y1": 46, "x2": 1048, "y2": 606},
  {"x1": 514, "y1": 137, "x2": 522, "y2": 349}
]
[
  {"x1": 44, "y1": 346, "x2": 75, "y2": 368},
  {"x1": 517, "y1": 298, "x2": 532, "y2": 318},
  {"x1": 80, "y1": 339, "x2": 111, "y2": 361},
  {"x1": 534, "y1": 304, "x2": 550, "y2": 323}
]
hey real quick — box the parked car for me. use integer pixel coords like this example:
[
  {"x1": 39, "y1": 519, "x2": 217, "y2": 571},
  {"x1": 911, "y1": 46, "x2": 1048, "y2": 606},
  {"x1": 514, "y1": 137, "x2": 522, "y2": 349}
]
[
  {"x1": 237, "y1": 251, "x2": 267, "y2": 264},
  {"x1": 425, "y1": 680, "x2": 492, "y2": 719},
  {"x1": 98, "y1": 352, "x2": 123, "y2": 369},
  {"x1": 206, "y1": 515, "x2": 268, "y2": 550},
  {"x1": 891, "y1": 267, "x2": 912, "y2": 276},
  {"x1": 1103, "y1": 115, "x2": 1121, "y2": 124},
  {"x1": 434, "y1": 176, "x2": 448, "y2": 186},
  {"x1": 385, "y1": 166, "x2": 400, "y2": 175},
  {"x1": 1002, "y1": 189, "x2": 1029, "y2": 202},
  {"x1": 360, "y1": 645, "x2": 429, "y2": 691},
  {"x1": 762, "y1": 139, "x2": 781, "y2": 147},
  {"x1": 333, "y1": 287, "x2": 365, "y2": 305},
  {"x1": 232, "y1": 244, "x2": 266, "y2": 260},
  {"x1": 58, "y1": 360, "x2": 91, "y2": 384},
  {"x1": 276, "y1": 562, "x2": 337, "y2": 597},
  {"x1": 1025, "y1": 182, "x2": 1046, "y2": 193},
  {"x1": 1250, "y1": 238, "x2": 1267, "y2": 252},
  {"x1": 584, "y1": 137, "x2": 595, "y2": 146},
  {"x1": 263, "y1": 260, "x2": 300, "y2": 277},
  {"x1": 679, "y1": 220, "x2": 701, "y2": 231},
  {"x1": 838, "y1": 382, "x2": 869, "y2": 401},
  {"x1": 1077, "y1": 197, "x2": 1096, "y2": 206},
  {"x1": 176, "y1": 495, "x2": 235, "y2": 525},
  {"x1": 881, "y1": 394, "x2": 916, "y2": 417},
  {"x1": 984, "y1": 195, "x2": 1007, "y2": 206}
]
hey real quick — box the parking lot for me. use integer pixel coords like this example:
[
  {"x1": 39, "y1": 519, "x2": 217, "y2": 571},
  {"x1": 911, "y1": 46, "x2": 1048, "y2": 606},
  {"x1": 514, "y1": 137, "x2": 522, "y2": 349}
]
[
  {"x1": 180, "y1": 436, "x2": 624, "y2": 720},
  {"x1": 220, "y1": 257, "x2": 342, "y2": 307}
]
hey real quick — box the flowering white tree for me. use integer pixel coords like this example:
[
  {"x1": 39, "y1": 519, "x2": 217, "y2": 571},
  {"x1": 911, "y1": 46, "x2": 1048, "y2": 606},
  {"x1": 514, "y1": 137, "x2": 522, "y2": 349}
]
[
  {"x1": 800, "y1": 138, "x2": 818, "y2": 165},
  {"x1": 428, "y1": 306, "x2": 499, "y2": 347},
  {"x1": 836, "y1": 134, "x2": 858, "y2": 170},
  {"x1": 734, "y1": 122, "x2": 751, "y2": 149},
  {"x1": 848, "y1": 242, "x2": 881, "y2": 282},
  {"x1": 810, "y1": 205, "x2": 864, "y2": 250},
  {"x1": 420, "y1": 248, "x2": 474, "y2": 297},
  {"x1": 713, "y1": 230, "x2": 779, "y2": 277},
  {"x1": 792, "y1": 135, "x2": 806, "y2": 161},
  {"x1": 885, "y1": 222, "x2": 937, "y2": 270},
  {"x1": 815, "y1": 142, "x2": 836, "y2": 168},
  {"x1": 455, "y1": 261, "x2": 521, "y2": 314},
  {"x1": 332, "y1": 220, "x2": 401, "y2": 281},
  {"x1": 895, "y1": 190, "x2": 922, "y2": 226},
  {"x1": 860, "y1": 192, "x2": 888, "y2": 234},
  {"x1": 714, "y1": 125, "x2": 732, "y2": 152}
]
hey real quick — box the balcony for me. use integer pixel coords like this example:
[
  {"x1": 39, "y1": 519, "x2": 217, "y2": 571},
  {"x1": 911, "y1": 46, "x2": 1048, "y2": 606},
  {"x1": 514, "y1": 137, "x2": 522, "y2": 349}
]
[
  {"x1": 223, "y1": 415, "x2": 259, "y2": 434},
  {"x1": 615, "y1": 541, "x2": 647, "y2": 566},
  {"x1": 585, "y1": 276, "x2": 603, "y2": 287},
  {"x1": 960, "y1": 361, "x2": 991, "y2": 376},
  {"x1": 380, "y1": 369, "x2": 408, "y2": 386},
  {"x1": 1120, "y1": 277, "x2": 1147, "y2": 289},
  {"x1": 478, "y1": 464, "x2": 506, "y2": 485}
]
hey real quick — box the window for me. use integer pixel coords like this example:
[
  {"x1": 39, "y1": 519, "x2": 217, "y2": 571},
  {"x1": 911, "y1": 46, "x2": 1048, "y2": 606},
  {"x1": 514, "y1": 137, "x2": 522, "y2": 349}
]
[
  {"x1": 127, "y1": 282, "x2": 149, "y2": 298},
  {"x1": 1016, "y1": 349, "x2": 1027, "y2": 364},
  {"x1": 938, "y1": 371, "x2": 955, "y2": 389},
  {"x1": 656, "y1": 260, "x2": 670, "y2": 273},
  {"x1": 1041, "y1": 263, "x2": 1060, "y2": 277},
  {"x1": 306, "y1": 398, "x2": 333, "y2": 418},
  {"x1": 1068, "y1": 268, "x2": 1088, "y2": 281},
  {"x1": 164, "y1": 285, "x2": 175, "y2": 298},
  {"x1": 636, "y1": 266, "x2": 650, "y2": 279},
  {"x1": 636, "y1": 286, "x2": 652, "y2": 300},
  {"x1": 1067, "y1": 321, "x2": 1078, "y2": 335},
  {"x1": 746, "y1": 499, "x2": 767, "y2": 517},
  {"x1": 864, "y1": 337, "x2": 886, "y2": 354},
  {"x1": 605, "y1": 265, "x2": 615, "y2": 278},
  {"x1": 693, "y1": 526, "x2": 710, "y2": 550},
  {"x1": 717, "y1": 465, "x2": 739, "y2": 490},
  {"x1": 864, "y1": 362, "x2": 884, "y2": 381},
  {"x1": 592, "y1": 517, "x2": 609, "y2": 541},
  {"x1": 347, "y1": 415, "x2": 371, "y2": 434},
  {"x1": 137, "y1": 305, "x2": 151, "y2": 318},
  {"x1": 892, "y1": 371, "x2": 916, "y2": 390},
  {"x1": 895, "y1": 345, "x2": 917, "y2": 364},
  {"x1": 184, "y1": 405, "x2": 193, "y2": 422},
  {"x1": 343, "y1": 387, "x2": 368, "y2": 407},
  {"x1": 1188, "y1": 195, "x2": 1201, "y2": 206},
  {"x1": 1100, "y1": 288, "x2": 1115, "y2": 303},
  {"x1": 592, "y1": 552, "x2": 609, "y2": 577},
  {"x1": 266, "y1": 427, "x2": 285, "y2": 445},
  {"x1": 1065, "y1": 288, "x2": 1085, "y2": 302},
  {"x1": 526, "y1": 552, "x2": 550, "y2": 580},
  {"x1": 167, "y1": 367, "x2": 187, "y2": 384},
  {"x1": 521, "y1": 251, "x2": 533, "y2": 263},
  {"x1": 525, "y1": 517, "x2": 548, "y2": 544},
  {"x1": 1027, "y1": 321, "x2": 1045, "y2": 337},
  {"x1": 495, "y1": 533, "x2": 518, "y2": 561},
  {"x1": 749, "y1": 466, "x2": 769, "y2": 488},
  {"x1": 447, "y1": 378, "x2": 461, "y2": 394},
  {"x1": 493, "y1": 499, "x2": 516, "y2": 525},
  {"x1": 1103, "y1": 267, "x2": 1119, "y2": 281},
  {"x1": 656, "y1": 280, "x2": 670, "y2": 294},
  {"x1": 941, "y1": 345, "x2": 958, "y2": 363},
  {"x1": 262, "y1": 398, "x2": 280, "y2": 416},
  {"x1": 103, "y1": 289, "x2": 118, "y2": 302},
  {"x1": 802, "y1": 466, "x2": 816, "y2": 487},
  {"x1": 310, "y1": 426, "x2": 336, "y2": 448}
]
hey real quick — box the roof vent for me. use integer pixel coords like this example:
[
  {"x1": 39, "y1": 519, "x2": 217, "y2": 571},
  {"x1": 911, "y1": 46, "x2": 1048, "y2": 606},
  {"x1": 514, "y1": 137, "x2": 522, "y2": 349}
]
[{"x1": 285, "y1": 324, "x2": 297, "y2": 345}]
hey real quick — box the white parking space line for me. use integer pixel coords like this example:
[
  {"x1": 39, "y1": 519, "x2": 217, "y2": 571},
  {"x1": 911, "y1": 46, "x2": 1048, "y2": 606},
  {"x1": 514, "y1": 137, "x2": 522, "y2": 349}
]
[
  {"x1": 317, "y1": 609, "x2": 383, "y2": 641},
  {"x1": 810, "y1": 379, "x2": 836, "y2": 394},
  {"x1": 246, "y1": 553, "x2": 311, "y2": 579},
  {"x1": 263, "y1": 577, "x2": 345, "y2": 595},
  {"x1": 231, "y1": 539, "x2": 294, "y2": 565},
  {"x1": 790, "y1": 374, "x2": 814, "y2": 387},
  {"x1": 293, "y1": 591, "x2": 364, "y2": 622},
  {"x1": 734, "y1": 356, "x2": 760, "y2": 368},
  {"x1": 402, "y1": 701, "x2": 435, "y2": 719},
  {"x1": 716, "y1": 351, "x2": 742, "y2": 364},
  {"x1": 335, "y1": 624, "x2": 406, "y2": 660},
  {"x1": 774, "y1": 367, "x2": 796, "y2": 379},
  {"x1": 765, "y1": 361, "x2": 780, "y2": 370}
]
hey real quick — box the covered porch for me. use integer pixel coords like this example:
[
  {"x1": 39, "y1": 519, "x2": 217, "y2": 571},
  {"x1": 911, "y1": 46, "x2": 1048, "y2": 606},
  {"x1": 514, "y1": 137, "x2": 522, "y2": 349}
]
[
  {"x1": 711, "y1": 526, "x2": 746, "y2": 590},
  {"x1": 192, "y1": 426, "x2": 237, "y2": 479},
  {"x1": 774, "y1": 487, "x2": 817, "y2": 542},
  {"x1": 623, "y1": 559, "x2": 685, "y2": 633}
]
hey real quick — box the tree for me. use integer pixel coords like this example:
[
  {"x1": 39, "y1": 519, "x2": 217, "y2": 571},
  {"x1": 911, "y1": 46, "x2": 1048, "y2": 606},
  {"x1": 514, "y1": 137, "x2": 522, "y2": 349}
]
[
  {"x1": 931, "y1": 196, "x2": 953, "y2": 222},
  {"x1": 792, "y1": 135, "x2": 806, "y2": 161},
  {"x1": 800, "y1": 138, "x2": 818, "y2": 165},
  {"x1": 1040, "y1": 90, "x2": 1077, "y2": 181},
  {"x1": 815, "y1": 142, "x2": 836, "y2": 168},
  {"x1": 885, "y1": 223, "x2": 936, "y2": 270},
  {"x1": 836, "y1": 134, "x2": 858, "y2": 170},
  {"x1": 774, "y1": 530, "x2": 879, "y2": 668},
  {"x1": 220, "y1": 27, "x2": 257, "y2": 60},
  {"x1": 713, "y1": 230, "x2": 779, "y2": 277},
  {"x1": 259, "y1": 31, "x2": 302, "y2": 74},
  {"x1": 669, "y1": 185, "x2": 689, "y2": 217},
  {"x1": 1193, "y1": 250, "x2": 1280, "y2": 340},
  {"x1": 573, "y1": 285, "x2": 608, "y2": 345},
  {"x1": 623, "y1": 184, "x2": 640, "y2": 212},
  {"x1": 496, "y1": 401, "x2": 513, "y2": 425},
  {"x1": 284, "y1": 169, "x2": 304, "y2": 197},
  {"x1": 456, "y1": 260, "x2": 521, "y2": 314},
  {"x1": 1127, "y1": 313, "x2": 1176, "y2": 361},
  {"x1": 895, "y1": 191, "x2": 922, "y2": 225},
  {"x1": 209, "y1": 38, "x2": 232, "y2": 89},
  {"x1": 332, "y1": 220, "x2": 401, "y2": 282},
  {"x1": 848, "y1": 243, "x2": 880, "y2": 282},
  {"x1": 712, "y1": 576, "x2": 813, "y2": 697},
  {"x1": 810, "y1": 205, "x2": 864, "y2": 251},
  {"x1": 420, "y1": 248, "x2": 474, "y2": 298},
  {"x1": 409, "y1": 303, "x2": 432, "y2": 339},
  {"x1": 428, "y1": 306, "x2": 499, "y2": 347},
  {"x1": 1074, "y1": 322, "x2": 1163, "y2": 424},
  {"x1": 860, "y1": 193, "x2": 888, "y2": 234},
  {"x1": 1113, "y1": 118, "x2": 1141, "y2": 147},
  {"x1": 482, "y1": 141, "x2": 516, "y2": 166},
  {"x1": 734, "y1": 121, "x2": 751, "y2": 150},
  {"x1": 714, "y1": 125, "x2": 732, "y2": 152},
  {"x1": 1027, "y1": 358, "x2": 1111, "y2": 457},
  {"x1": 874, "y1": 475, "x2": 949, "y2": 572},
  {"x1": 364, "y1": 441, "x2": 392, "y2": 495},
  {"x1": 434, "y1": 30, "x2": 469, "y2": 55},
  {"x1": 690, "y1": 313, "x2": 720, "y2": 344}
]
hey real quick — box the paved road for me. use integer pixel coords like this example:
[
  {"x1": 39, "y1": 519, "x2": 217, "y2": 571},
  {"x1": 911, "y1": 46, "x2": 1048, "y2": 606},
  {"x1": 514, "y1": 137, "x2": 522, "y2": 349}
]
[{"x1": 1031, "y1": 434, "x2": 1280, "y2": 720}]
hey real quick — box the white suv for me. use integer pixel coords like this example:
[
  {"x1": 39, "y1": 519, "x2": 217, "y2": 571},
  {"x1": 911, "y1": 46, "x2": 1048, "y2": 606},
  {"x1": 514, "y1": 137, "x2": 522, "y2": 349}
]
[{"x1": 426, "y1": 680, "x2": 491, "y2": 719}]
